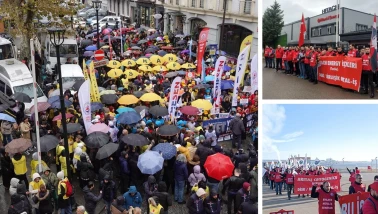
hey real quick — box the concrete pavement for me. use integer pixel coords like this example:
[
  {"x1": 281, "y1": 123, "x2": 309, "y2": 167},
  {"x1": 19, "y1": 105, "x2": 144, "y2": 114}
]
[
  {"x1": 262, "y1": 67, "x2": 377, "y2": 99},
  {"x1": 263, "y1": 172, "x2": 376, "y2": 214}
]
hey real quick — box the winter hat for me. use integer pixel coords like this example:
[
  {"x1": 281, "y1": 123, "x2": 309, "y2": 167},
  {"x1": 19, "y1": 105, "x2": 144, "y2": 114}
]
[
  {"x1": 243, "y1": 182, "x2": 251, "y2": 190},
  {"x1": 199, "y1": 135, "x2": 205, "y2": 141},
  {"x1": 196, "y1": 188, "x2": 206, "y2": 197},
  {"x1": 57, "y1": 171, "x2": 64, "y2": 180},
  {"x1": 128, "y1": 185, "x2": 137, "y2": 193},
  {"x1": 108, "y1": 121, "x2": 114, "y2": 127}
]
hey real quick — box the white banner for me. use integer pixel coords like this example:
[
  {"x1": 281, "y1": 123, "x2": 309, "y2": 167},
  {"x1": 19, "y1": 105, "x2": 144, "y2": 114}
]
[
  {"x1": 232, "y1": 45, "x2": 251, "y2": 106},
  {"x1": 78, "y1": 80, "x2": 92, "y2": 132},
  {"x1": 168, "y1": 76, "x2": 182, "y2": 121},
  {"x1": 212, "y1": 56, "x2": 226, "y2": 113},
  {"x1": 251, "y1": 54, "x2": 258, "y2": 93}
]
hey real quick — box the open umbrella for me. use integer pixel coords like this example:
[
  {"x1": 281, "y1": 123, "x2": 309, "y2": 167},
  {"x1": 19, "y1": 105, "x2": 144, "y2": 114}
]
[
  {"x1": 150, "y1": 55, "x2": 165, "y2": 65},
  {"x1": 107, "y1": 60, "x2": 121, "y2": 69},
  {"x1": 12, "y1": 92, "x2": 31, "y2": 103},
  {"x1": 193, "y1": 84, "x2": 210, "y2": 89},
  {"x1": 165, "y1": 72, "x2": 178, "y2": 78},
  {"x1": 191, "y1": 99, "x2": 212, "y2": 110},
  {"x1": 157, "y1": 125, "x2": 180, "y2": 136},
  {"x1": 177, "y1": 70, "x2": 186, "y2": 76},
  {"x1": 87, "y1": 123, "x2": 110, "y2": 134},
  {"x1": 85, "y1": 132, "x2": 110, "y2": 148},
  {"x1": 152, "y1": 65, "x2": 167, "y2": 72},
  {"x1": 177, "y1": 40, "x2": 186, "y2": 45},
  {"x1": 221, "y1": 80, "x2": 234, "y2": 90},
  {"x1": 161, "y1": 46, "x2": 173, "y2": 50},
  {"x1": 136, "y1": 57, "x2": 151, "y2": 65},
  {"x1": 204, "y1": 75, "x2": 215, "y2": 82},
  {"x1": 72, "y1": 79, "x2": 85, "y2": 91},
  {"x1": 131, "y1": 46, "x2": 141, "y2": 50},
  {"x1": 134, "y1": 106, "x2": 149, "y2": 114},
  {"x1": 83, "y1": 51, "x2": 94, "y2": 57},
  {"x1": 29, "y1": 102, "x2": 51, "y2": 113},
  {"x1": 223, "y1": 65, "x2": 232, "y2": 72},
  {"x1": 144, "y1": 48, "x2": 156, "y2": 54},
  {"x1": 163, "y1": 54, "x2": 177, "y2": 62},
  {"x1": 149, "y1": 106, "x2": 168, "y2": 117},
  {"x1": 138, "y1": 65, "x2": 153, "y2": 72},
  {"x1": 96, "y1": 143, "x2": 118, "y2": 160},
  {"x1": 39, "y1": 135, "x2": 59, "y2": 152},
  {"x1": 117, "y1": 111, "x2": 142, "y2": 125},
  {"x1": 133, "y1": 91, "x2": 145, "y2": 98},
  {"x1": 91, "y1": 102, "x2": 104, "y2": 112},
  {"x1": 137, "y1": 150, "x2": 164, "y2": 175},
  {"x1": 107, "y1": 69, "x2": 123, "y2": 78},
  {"x1": 99, "y1": 90, "x2": 116, "y2": 96},
  {"x1": 103, "y1": 35, "x2": 114, "y2": 41},
  {"x1": 50, "y1": 99, "x2": 73, "y2": 109},
  {"x1": 102, "y1": 28, "x2": 112, "y2": 35},
  {"x1": 116, "y1": 107, "x2": 136, "y2": 115},
  {"x1": 48, "y1": 90, "x2": 60, "y2": 98},
  {"x1": 121, "y1": 134, "x2": 149, "y2": 146},
  {"x1": 124, "y1": 69, "x2": 140, "y2": 79},
  {"x1": 5, "y1": 138, "x2": 32, "y2": 154},
  {"x1": 121, "y1": 59, "x2": 136, "y2": 67},
  {"x1": 204, "y1": 153, "x2": 234, "y2": 181},
  {"x1": 179, "y1": 106, "x2": 200, "y2": 115},
  {"x1": 158, "y1": 50, "x2": 167, "y2": 57},
  {"x1": 118, "y1": 95, "x2": 139, "y2": 105},
  {"x1": 52, "y1": 113, "x2": 74, "y2": 121},
  {"x1": 100, "y1": 94, "x2": 118, "y2": 104},
  {"x1": 140, "y1": 93, "x2": 161, "y2": 102},
  {"x1": 181, "y1": 63, "x2": 196, "y2": 69},
  {"x1": 60, "y1": 123, "x2": 83, "y2": 133},
  {"x1": 85, "y1": 45, "x2": 97, "y2": 51},
  {"x1": 151, "y1": 143, "x2": 177, "y2": 160},
  {"x1": 166, "y1": 62, "x2": 181, "y2": 70},
  {"x1": 0, "y1": 104, "x2": 9, "y2": 112},
  {"x1": 137, "y1": 39, "x2": 148, "y2": 45},
  {"x1": 0, "y1": 113, "x2": 16, "y2": 123}
]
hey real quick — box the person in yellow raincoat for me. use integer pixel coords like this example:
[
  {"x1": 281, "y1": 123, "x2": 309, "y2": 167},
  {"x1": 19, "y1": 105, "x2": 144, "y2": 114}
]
[
  {"x1": 56, "y1": 141, "x2": 65, "y2": 172},
  {"x1": 59, "y1": 150, "x2": 68, "y2": 177},
  {"x1": 30, "y1": 152, "x2": 47, "y2": 177}
]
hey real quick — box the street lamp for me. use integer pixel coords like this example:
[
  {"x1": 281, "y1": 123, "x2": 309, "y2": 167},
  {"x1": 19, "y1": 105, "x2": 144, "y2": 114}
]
[
  {"x1": 92, "y1": 0, "x2": 102, "y2": 49},
  {"x1": 47, "y1": 27, "x2": 71, "y2": 180}
]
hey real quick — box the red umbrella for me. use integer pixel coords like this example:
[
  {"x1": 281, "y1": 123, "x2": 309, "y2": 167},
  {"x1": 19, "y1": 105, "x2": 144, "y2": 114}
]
[
  {"x1": 53, "y1": 113, "x2": 74, "y2": 121},
  {"x1": 179, "y1": 106, "x2": 200, "y2": 115},
  {"x1": 29, "y1": 102, "x2": 51, "y2": 113},
  {"x1": 161, "y1": 46, "x2": 173, "y2": 50},
  {"x1": 204, "y1": 153, "x2": 234, "y2": 181}
]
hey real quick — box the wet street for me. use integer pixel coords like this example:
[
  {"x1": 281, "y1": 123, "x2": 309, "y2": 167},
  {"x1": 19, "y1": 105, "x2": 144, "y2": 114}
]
[{"x1": 262, "y1": 67, "x2": 377, "y2": 99}]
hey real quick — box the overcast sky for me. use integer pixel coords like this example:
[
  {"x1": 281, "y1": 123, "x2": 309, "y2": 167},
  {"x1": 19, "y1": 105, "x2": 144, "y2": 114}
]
[{"x1": 263, "y1": 0, "x2": 378, "y2": 24}]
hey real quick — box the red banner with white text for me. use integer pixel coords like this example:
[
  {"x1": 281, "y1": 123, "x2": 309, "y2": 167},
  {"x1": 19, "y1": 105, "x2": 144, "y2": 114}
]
[
  {"x1": 294, "y1": 174, "x2": 341, "y2": 194},
  {"x1": 270, "y1": 209, "x2": 294, "y2": 214},
  {"x1": 196, "y1": 28, "x2": 209, "y2": 76},
  {"x1": 339, "y1": 192, "x2": 370, "y2": 214},
  {"x1": 317, "y1": 56, "x2": 362, "y2": 91}
]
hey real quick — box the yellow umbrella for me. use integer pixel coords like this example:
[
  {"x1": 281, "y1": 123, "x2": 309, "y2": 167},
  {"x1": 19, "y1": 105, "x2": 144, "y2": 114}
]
[
  {"x1": 163, "y1": 54, "x2": 177, "y2": 62},
  {"x1": 138, "y1": 65, "x2": 153, "y2": 72},
  {"x1": 166, "y1": 62, "x2": 181, "y2": 70},
  {"x1": 181, "y1": 63, "x2": 196, "y2": 69},
  {"x1": 153, "y1": 65, "x2": 168, "y2": 72},
  {"x1": 107, "y1": 60, "x2": 121, "y2": 69},
  {"x1": 124, "y1": 69, "x2": 140, "y2": 79},
  {"x1": 140, "y1": 93, "x2": 161, "y2": 102},
  {"x1": 121, "y1": 59, "x2": 136, "y2": 67},
  {"x1": 191, "y1": 99, "x2": 212, "y2": 110},
  {"x1": 107, "y1": 69, "x2": 123, "y2": 78},
  {"x1": 118, "y1": 95, "x2": 139, "y2": 105},
  {"x1": 150, "y1": 55, "x2": 165, "y2": 65},
  {"x1": 101, "y1": 45, "x2": 110, "y2": 49},
  {"x1": 99, "y1": 90, "x2": 116, "y2": 96},
  {"x1": 136, "y1": 57, "x2": 151, "y2": 65}
]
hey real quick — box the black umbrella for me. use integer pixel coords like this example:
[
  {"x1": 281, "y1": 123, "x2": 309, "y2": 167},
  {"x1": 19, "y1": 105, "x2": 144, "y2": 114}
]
[
  {"x1": 121, "y1": 134, "x2": 150, "y2": 147},
  {"x1": 157, "y1": 125, "x2": 181, "y2": 136},
  {"x1": 149, "y1": 106, "x2": 169, "y2": 117},
  {"x1": 39, "y1": 135, "x2": 59, "y2": 152},
  {"x1": 134, "y1": 106, "x2": 149, "y2": 114},
  {"x1": 137, "y1": 28, "x2": 147, "y2": 32},
  {"x1": 177, "y1": 40, "x2": 186, "y2": 45},
  {"x1": 131, "y1": 46, "x2": 141, "y2": 50},
  {"x1": 176, "y1": 70, "x2": 186, "y2": 76},
  {"x1": 193, "y1": 84, "x2": 210, "y2": 89},
  {"x1": 133, "y1": 91, "x2": 145, "y2": 98},
  {"x1": 72, "y1": 79, "x2": 85, "y2": 91},
  {"x1": 12, "y1": 92, "x2": 31, "y2": 103},
  {"x1": 81, "y1": 39, "x2": 92, "y2": 47},
  {"x1": 100, "y1": 94, "x2": 118, "y2": 104},
  {"x1": 60, "y1": 123, "x2": 83, "y2": 134},
  {"x1": 96, "y1": 143, "x2": 118, "y2": 160},
  {"x1": 165, "y1": 72, "x2": 178, "y2": 78},
  {"x1": 145, "y1": 48, "x2": 155, "y2": 54},
  {"x1": 85, "y1": 132, "x2": 110, "y2": 148},
  {"x1": 149, "y1": 45, "x2": 159, "y2": 51},
  {"x1": 0, "y1": 104, "x2": 10, "y2": 112},
  {"x1": 137, "y1": 39, "x2": 147, "y2": 45}
]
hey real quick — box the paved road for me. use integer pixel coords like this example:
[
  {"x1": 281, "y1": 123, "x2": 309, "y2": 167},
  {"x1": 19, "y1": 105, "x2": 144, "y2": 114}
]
[
  {"x1": 263, "y1": 172, "x2": 375, "y2": 214},
  {"x1": 263, "y1": 68, "x2": 377, "y2": 99}
]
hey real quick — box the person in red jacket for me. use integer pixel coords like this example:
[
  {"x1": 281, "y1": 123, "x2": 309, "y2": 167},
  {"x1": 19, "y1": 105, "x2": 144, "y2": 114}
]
[
  {"x1": 309, "y1": 47, "x2": 319, "y2": 84},
  {"x1": 311, "y1": 182, "x2": 339, "y2": 214},
  {"x1": 282, "y1": 48, "x2": 288, "y2": 74},
  {"x1": 304, "y1": 46, "x2": 311, "y2": 80},
  {"x1": 347, "y1": 45, "x2": 357, "y2": 57},
  {"x1": 274, "y1": 168, "x2": 283, "y2": 195},
  {"x1": 349, "y1": 174, "x2": 366, "y2": 194},
  {"x1": 285, "y1": 169, "x2": 295, "y2": 200},
  {"x1": 269, "y1": 170, "x2": 275, "y2": 190},
  {"x1": 292, "y1": 47, "x2": 299, "y2": 76},
  {"x1": 275, "y1": 45, "x2": 284, "y2": 72},
  {"x1": 264, "y1": 45, "x2": 270, "y2": 68},
  {"x1": 287, "y1": 47, "x2": 294, "y2": 75},
  {"x1": 361, "y1": 182, "x2": 378, "y2": 213},
  {"x1": 325, "y1": 47, "x2": 335, "y2": 56},
  {"x1": 362, "y1": 47, "x2": 374, "y2": 98},
  {"x1": 335, "y1": 47, "x2": 345, "y2": 56}
]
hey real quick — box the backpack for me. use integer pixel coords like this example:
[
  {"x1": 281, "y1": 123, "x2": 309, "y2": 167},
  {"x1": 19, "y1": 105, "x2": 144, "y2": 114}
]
[{"x1": 63, "y1": 180, "x2": 73, "y2": 197}]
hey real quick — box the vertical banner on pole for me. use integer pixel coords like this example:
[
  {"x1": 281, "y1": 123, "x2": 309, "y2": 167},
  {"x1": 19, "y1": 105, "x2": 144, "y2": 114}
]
[
  {"x1": 168, "y1": 76, "x2": 182, "y2": 121},
  {"x1": 197, "y1": 28, "x2": 209, "y2": 79},
  {"x1": 78, "y1": 80, "x2": 92, "y2": 133},
  {"x1": 89, "y1": 61, "x2": 100, "y2": 102},
  {"x1": 232, "y1": 45, "x2": 251, "y2": 106}
]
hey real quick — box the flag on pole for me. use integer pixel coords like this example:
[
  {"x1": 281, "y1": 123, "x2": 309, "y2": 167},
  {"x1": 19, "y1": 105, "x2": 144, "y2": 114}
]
[
  {"x1": 304, "y1": 154, "x2": 308, "y2": 170},
  {"x1": 298, "y1": 13, "x2": 306, "y2": 47},
  {"x1": 370, "y1": 14, "x2": 377, "y2": 72}
]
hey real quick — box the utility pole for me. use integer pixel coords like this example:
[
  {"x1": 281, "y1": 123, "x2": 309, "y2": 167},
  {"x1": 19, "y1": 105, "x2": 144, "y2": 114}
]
[{"x1": 219, "y1": 0, "x2": 227, "y2": 52}]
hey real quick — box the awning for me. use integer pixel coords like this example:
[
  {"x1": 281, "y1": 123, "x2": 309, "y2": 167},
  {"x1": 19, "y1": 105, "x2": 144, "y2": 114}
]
[{"x1": 166, "y1": 11, "x2": 185, "y2": 16}]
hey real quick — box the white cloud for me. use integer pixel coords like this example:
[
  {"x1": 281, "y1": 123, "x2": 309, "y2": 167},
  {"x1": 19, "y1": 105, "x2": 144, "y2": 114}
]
[{"x1": 282, "y1": 131, "x2": 304, "y2": 139}]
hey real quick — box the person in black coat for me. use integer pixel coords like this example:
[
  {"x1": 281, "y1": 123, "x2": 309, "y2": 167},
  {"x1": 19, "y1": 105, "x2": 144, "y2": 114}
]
[
  {"x1": 152, "y1": 181, "x2": 172, "y2": 213},
  {"x1": 8, "y1": 193, "x2": 30, "y2": 214},
  {"x1": 0, "y1": 148, "x2": 13, "y2": 189},
  {"x1": 77, "y1": 154, "x2": 94, "y2": 189},
  {"x1": 83, "y1": 181, "x2": 102, "y2": 214},
  {"x1": 36, "y1": 184, "x2": 53, "y2": 214},
  {"x1": 204, "y1": 189, "x2": 222, "y2": 214},
  {"x1": 101, "y1": 175, "x2": 116, "y2": 214},
  {"x1": 238, "y1": 197, "x2": 258, "y2": 214}
]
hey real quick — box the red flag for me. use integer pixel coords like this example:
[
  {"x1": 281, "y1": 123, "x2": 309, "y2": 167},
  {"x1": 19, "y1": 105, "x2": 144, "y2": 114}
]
[
  {"x1": 197, "y1": 28, "x2": 209, "y2": 77},
  {"x1": 298, "y1": 13, "x2": 306, "y2": 47}
]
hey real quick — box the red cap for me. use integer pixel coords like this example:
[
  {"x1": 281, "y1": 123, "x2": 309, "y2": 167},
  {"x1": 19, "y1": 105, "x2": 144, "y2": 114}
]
[{"x1": 243, "y1": 182, "x2": 250, "y2": 190}]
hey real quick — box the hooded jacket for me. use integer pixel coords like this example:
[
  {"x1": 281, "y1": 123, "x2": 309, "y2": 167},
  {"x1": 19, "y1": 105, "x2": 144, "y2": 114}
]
[
  {"x1": 10, "y1": 178, "x2": 20, "y2": 196},
  {"x1": 174, "y1": 161, "x2": 188, "y2": 182},
  {"x1": 204, "y1": 190, "x2": 222, "y2": 214},
  {"x1": 123, "y1": 186, "x2": 142, "y2": 209},
  {"x1": 8, "y1": 193, "x2": 30, "y2": 214},
  {"x1": 78, "y1": 154, "x2": 94, "y2": 180},
  {"x1": 119, "y1": 155, "x2": 130, "y2": 175},
  {"x1": 29, "y1": 173, "x2": 45, "y2": 194},
  {"x1": 152, "y1": 182, "x2": 172, "y2": 212},
  {"x1": 83, "y1": 185, "x2": 102, "y2": 212},
  {"x1": 30, "y1": 152, "x2": 47, "y2": 176},
  {"x1": 101, "y1": 175, "x2": 116, "y2": 202},
  {"x1": 238, "y1": 198, "x2": 258, "y2": 214},
  {"x1": 187, "y1": 192, "x2": 204, "y2": 214},
  {"x1": 40, "y1": 166, "x2": 59, "y2": 191},
  {"x1": 188, "y1": 165, "x2": 207, "y2": 186},
  {"x1": 235, "y1": 187, "x2": 250, "y2": 211},
  {"x1": 144, "y1": 175, "x2": 158, "y2": 198}
]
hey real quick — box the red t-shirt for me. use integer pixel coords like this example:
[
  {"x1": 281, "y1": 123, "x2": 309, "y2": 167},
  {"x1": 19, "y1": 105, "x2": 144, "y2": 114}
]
[
  {"x1": 282, "y1": 51, "x2": 287, "y2": 61},
  {"x1": 276, "y1": 48, "x2": 284, "y2": 58},
  {"x1": 292, "y1": 51, "x2": 299, "y2": 62},
  {"x1": 274, "y1": 172, "x2": 283, "y2": 183},
  {"x1": 264, "y1": 48, "x2": 270, "y2": 57},
  {"x1": 310, "y1": 52, "x2": 318, "y2": 67},
  {"x1": 286, "y1": 174, "x2": 294, "y2": 184},
  {"x1": 362, "y1": 54, "x2": 372, "y2": 71},
  {"x1": 304, "y1": 51, "x2": 311, "y2": 64},
  {"x1": 347, "y1": 50, "x2": 356, "y2": 57}
]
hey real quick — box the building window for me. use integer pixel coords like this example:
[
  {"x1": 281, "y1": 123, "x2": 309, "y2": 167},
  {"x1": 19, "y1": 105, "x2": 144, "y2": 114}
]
[
  {"x1": 191, "y1": 0, "x2": 195, "y2": 7},
  {"x1": 170, "y1": 0, "x2": 173, "y2": 3},
  {"x1": 199, "y1": 0, "x2": 204, "y2": 8},
  {"x1": 334, "y1": 25, "x2": 336, "y2": 34},
  {"x1": 327, "y1": 26, "x2": 332, "y2": 34},
  {"x1": 312, "y1": 28, "x2": 316, "y2": 37},
  {"x1": 318, "y1": 28, "x2": 321, "y2": 36},
  {"x1": 176, "y1": 0, "x2": 179, "y2": 5},
  {"x1": 244, "y1": 0, "x2": 252, "y2": 14},
  {"x1": 356, "y1": 23, "x2": 368, "y2": 31}
]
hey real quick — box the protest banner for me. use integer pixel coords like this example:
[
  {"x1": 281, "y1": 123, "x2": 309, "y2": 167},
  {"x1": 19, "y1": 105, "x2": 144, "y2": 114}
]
[
  {"x1": 270, "y1": 209, "x2": 294, "y2": 214},
  {"x1": 294, "y1": 173, "x2": 341, "y2": 194},
  {"x1": 338, "y1": 192, "x2": 369, "y2": 214},
  {"x1": 317, "y1": 56, "x2": 362, "y2": 91}
]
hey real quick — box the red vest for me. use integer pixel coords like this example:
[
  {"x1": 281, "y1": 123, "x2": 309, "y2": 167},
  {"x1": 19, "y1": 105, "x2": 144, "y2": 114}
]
[
  {"x1": 264, "y1": 48, "x2": 270, "y2": 57},
  {"x1": 293, "y1": 51, "x2": 299, "y2": 62},
  {"x1": 362, "y1": 54, "x2": 372, "y2": 71},
  {"x1": 276, "y1": 48, "x2": 283, "y2": 58},
  {"x1": 317, "y1": 188, "x2": 337, "y2": 214},
  {"x1": 282, "y1": 51, "x2": 287, "y2": 61},
  {"x1": 310, "y1": 52, "x2": 318, "y2": 67},
  {"x1": 304, "y1": 51, "x2": 311, "y2": 64},
  {"x1": 287, "y1": 50, "x2": 293, "y2": 61},
  {"x1": 351, "y1": 182, "x2": 366, "y2": 193},
  {"x1": 269, "y1": 171, "x2": 275, "y2": 180},
  {"x1": 274, "y1": 172, "x2": 283, "y2": 183},
  {"x1": 286, "y1": 174, "x2": 294, "y2": 184},
  {"x1": 326, "y1": 51, "x2": 334, "y2": 56},
  {"x1": 347, "y1": 50, "x2": 356, "y2": 57}
]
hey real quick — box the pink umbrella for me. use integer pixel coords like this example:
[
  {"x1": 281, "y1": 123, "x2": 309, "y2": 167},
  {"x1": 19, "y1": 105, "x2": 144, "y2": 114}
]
[
  {"x1": 29, "y1": 102, "x2": 51, "y2": 113},
  {"x1": 102, "y1": 28, "x2": 112, "y2": 35},
  {"x1": 87, "y1": 123, "x2": 110, "y2": 134},
  {"x1": 53, "y1": 113, "x2": 74, "y2": 121},
  {"x1": 145, "y1": 53, "x2": 152, "y2": 57}
]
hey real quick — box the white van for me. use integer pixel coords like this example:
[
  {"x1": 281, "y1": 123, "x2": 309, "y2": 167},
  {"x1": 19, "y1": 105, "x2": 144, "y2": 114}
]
[
  {"x1": 59, "y1": 64, "x2": 85, "y2": 92},
  {"x1": 0, "y1": 59, "x2": 47, "y2": 114},
  {"x1": 45, "y1": 38, "x2": 79, "y2": 70},
  {"x1": 91, "y1": 16, "x2": 121, "y2": 27}
]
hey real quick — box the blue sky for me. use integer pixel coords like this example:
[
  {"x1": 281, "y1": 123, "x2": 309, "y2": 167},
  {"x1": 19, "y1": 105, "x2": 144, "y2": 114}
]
[{"x1": 263, "y1": 104, "x2": 378, "y2": 161}]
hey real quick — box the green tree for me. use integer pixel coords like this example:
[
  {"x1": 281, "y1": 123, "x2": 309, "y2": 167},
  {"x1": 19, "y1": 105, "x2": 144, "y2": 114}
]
[{"x1": 263, "y1": 0, "x2": 284, "y2": 47}]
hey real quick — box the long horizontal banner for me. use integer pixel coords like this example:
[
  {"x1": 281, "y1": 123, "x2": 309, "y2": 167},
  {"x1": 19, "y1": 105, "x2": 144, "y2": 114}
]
[
  {"x1": 317, "y1": 56, "x2": 362, "y2": 91},
  {"x1": 339, "y1": 192, "x2": 369, "y2": 214},
  {"x1": 294, "y1": 174, "x2": 341, "y2": 194}
]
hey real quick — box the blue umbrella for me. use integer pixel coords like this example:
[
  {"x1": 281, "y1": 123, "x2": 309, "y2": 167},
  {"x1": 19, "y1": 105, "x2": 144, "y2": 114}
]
[
  {"x1": 204, "y1": 75, "x2": 215, "y2": 82},
  {"x1": 216, "y1": 50, "x2": 226, "y2": 55},
  {"x1": 115, "y1": 107, "x2": 136, "y2": 118},
  {"x1": 85, "y1": 32, "x2": 97, "y2": 38},
  {"x1": 91, "y1": 102, "x2": 103, "y2": 112},
  {"x1": 83, "y1": 51, "x2": 94, "y2": 57},
  {"x1": 137, "y1": 151, "x2": 164, "y2": 175},
  {"x1": 176, "y1": 70, "x2": 186, "y2": 76},
  {"x1": 223, "y1": 65, "x2": 232, "y2": 72},
  {"x1": 0, "y1": 113, "x2": 16, "y2": 123},
  {"x1": 103, "y1": 35, "x2": 113, "y2": 41},
  {"x1": 221, "y1": 80, "x2": 234, "y2": 90},
  {"x1": 158, "y1": 50, "x2": 167, "y2": 56},
  {"x1": 47, "y1": 96, "x2": 59, "y2": 104},
  {"x1": 117, "y1": 111, "x2": 141, "y2": 125},
  {"x1": 50, "y1": 99, "x2": 73, "y2": 109},
  {"x1": 151, "y1": 143, "x2": 177, "y2": 160},
  {"x1": 85, "y1": 45, "x2": 97, "y2": 51}
]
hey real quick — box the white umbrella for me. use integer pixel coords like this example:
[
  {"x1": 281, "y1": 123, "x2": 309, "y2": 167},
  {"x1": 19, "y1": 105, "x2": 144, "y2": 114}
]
[{"x1": 49, "y1": 89, "x2": 60, "y2": 98}]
